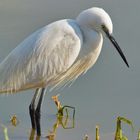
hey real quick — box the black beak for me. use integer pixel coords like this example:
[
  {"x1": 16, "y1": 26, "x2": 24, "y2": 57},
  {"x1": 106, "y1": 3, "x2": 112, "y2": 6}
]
[{"x1": 104, "y1": 30, "x2": 129, "y2": 68}]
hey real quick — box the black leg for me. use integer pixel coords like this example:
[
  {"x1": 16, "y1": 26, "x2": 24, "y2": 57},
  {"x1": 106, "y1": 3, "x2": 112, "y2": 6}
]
[
  {"x1": 35, "y1": 88, "x2": 46, "y2": 136},
  {"x1": 29, "y1": 88, "x2": 40, "y2": 129}
]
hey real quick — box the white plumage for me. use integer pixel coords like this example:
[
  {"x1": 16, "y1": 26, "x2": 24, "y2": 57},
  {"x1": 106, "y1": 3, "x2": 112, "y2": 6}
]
[
  {"x1": 0, "y1": 20, "x2": 83, "y2": 93},
  {"x1": 0, "y1": 7, "x2": 128, "y2": 93}
]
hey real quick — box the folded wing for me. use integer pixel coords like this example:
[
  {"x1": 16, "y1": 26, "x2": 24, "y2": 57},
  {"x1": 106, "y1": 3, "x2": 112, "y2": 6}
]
[{"x1": 0, "y1": 20, "x2": 83, "y2": 93}]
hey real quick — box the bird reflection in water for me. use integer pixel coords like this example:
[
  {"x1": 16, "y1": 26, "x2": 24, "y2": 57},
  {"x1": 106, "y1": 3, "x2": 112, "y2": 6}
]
[{"x1": 29, "y1": 94, "x2": 75, "y2": 140}]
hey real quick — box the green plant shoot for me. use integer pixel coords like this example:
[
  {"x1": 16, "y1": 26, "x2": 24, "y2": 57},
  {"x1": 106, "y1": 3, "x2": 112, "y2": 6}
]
[
  {"x1": 96, "y1": 125, "x2": 100, "y2": 140},
  {"x1": 137, "y1": 130, "x2": 140, "y2": 140},
  {"x1": 1, "y1": 125, "x2": 9, "y2": 140},
  {"x1": 114, "y1": 116, "x2": 133, "y2": 140}
]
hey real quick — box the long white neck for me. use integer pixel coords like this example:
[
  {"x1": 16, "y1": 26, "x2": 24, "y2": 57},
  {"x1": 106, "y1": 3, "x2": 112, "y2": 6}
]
[
  {"x1": 51, "y1": 23, "x2": 103, "y2": 88},
  {"x1": 79, "y1": 25, "x2": 103, "y2": 56},
  {"x1": 75, "y1": 9, "x2": 103, "y2": 57}
]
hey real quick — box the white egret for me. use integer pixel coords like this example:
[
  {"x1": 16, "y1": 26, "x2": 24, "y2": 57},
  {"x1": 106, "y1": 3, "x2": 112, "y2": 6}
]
[{"x1": 0, "y1": 7, "x2": 129, "y2": 135}]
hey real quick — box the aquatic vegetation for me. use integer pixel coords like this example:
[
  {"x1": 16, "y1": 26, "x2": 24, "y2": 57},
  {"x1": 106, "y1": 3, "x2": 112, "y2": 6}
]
[
  {"x1": 3, "y1": 127, "x2": 9, "y2": 140},
  {"x1": 137, "y1": 130, "x2": 140, "y2": 140},
  {"x1": 1, "y1": 124, "x2": 9, "y2": 140},
  {"x1": 45, "y1": 113, "x2": 75, "y2": 139},
  {"x1": 0, "y1": 101, "x2": 138, "y2": 140},
  {"x1": 52, "y1": 94, "x2": 75, "y2": 130},
  {"x1": 52, "y1": 94, "x2": 62, "y2": 111},
  {"x1": 10, "y1": 115, "x2": 19, "y2": 126},
  {"x1": 40, "y1": 95, "x2": 77, "y2": 139},
  {"x1": 82, "y1": 117, "x2": 133, "y2": 140},
  {"x1": 114, "y1": 116, "x2": 133, "y2": 140},
  {"x1": 38, "y1": 95, "x2": 77, "y2": 140},
  {"x1": 95, "y1": 125, "x2": 100, "y2": 140},
  {"x1": 52, "y1": 94, "x2": 75, "y2": 119}
]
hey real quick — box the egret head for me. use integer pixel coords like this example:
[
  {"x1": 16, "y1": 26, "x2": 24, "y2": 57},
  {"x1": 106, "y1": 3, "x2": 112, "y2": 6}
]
[
  {"x1": 76, "y1": 7, "x2": 129, "y2": 67},
  {"x1": 76, "y1": 7, "x2": 113, "y2": 34}
]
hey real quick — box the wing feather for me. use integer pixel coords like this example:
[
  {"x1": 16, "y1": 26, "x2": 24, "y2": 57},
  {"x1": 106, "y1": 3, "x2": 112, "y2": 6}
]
[{"x1": 0, "y1": 19, "x2": 83, "y2": 93}]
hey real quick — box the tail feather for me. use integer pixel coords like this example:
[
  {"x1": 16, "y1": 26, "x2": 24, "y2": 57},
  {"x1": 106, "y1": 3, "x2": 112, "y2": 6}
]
[{"x1": 0, "y1": 81, "x2": 45, "y2": 94}]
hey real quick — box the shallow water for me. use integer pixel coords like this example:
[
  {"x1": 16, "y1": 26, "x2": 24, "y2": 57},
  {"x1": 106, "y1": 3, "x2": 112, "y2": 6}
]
[{"x1": 0, "y1": 0, "x2": 140, "y2": 139}]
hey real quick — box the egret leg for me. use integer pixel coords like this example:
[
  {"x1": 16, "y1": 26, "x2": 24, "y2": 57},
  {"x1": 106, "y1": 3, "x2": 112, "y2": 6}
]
[
  {"x1": 29, "y1": 88, "x2": 40, "y2": 129},
  {"x1": 35, "y1": 88, "x2": 46, "y2": 136}
]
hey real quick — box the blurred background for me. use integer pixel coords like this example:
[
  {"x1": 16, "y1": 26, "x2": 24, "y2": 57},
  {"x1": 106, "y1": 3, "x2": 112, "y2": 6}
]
[{"x1": 0, "y1": 0, "x2": 139, "y2": 139}]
